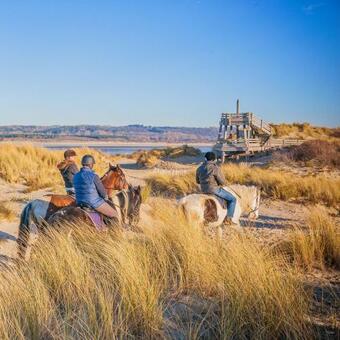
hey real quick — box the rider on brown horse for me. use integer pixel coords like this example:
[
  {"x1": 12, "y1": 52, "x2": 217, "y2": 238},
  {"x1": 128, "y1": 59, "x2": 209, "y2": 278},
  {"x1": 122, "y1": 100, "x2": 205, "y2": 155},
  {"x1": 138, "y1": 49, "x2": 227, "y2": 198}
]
[
  {"x1": 73, "y1": 155, "x2": 118, "y2": 219},
  {"x1": 57, "y1": 149, "x2": 79, "y2": 195}
]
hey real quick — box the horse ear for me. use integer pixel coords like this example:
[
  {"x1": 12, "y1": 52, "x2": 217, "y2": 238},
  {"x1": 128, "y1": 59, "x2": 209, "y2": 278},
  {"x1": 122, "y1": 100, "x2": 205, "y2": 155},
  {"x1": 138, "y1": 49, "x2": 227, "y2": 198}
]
[
  {"x1": 116, "y1": 164, "x2": 120, "y2": 170},
  {"x1": 137, "y1": 185, "x2": 141, "y2": 193}
]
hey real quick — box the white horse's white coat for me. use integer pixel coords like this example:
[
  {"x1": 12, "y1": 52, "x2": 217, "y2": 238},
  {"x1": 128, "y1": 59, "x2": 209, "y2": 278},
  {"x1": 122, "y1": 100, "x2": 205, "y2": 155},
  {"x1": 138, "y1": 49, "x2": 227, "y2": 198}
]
[{"x1": 178, "y1": 184, "x2": 260, "y2": 227}]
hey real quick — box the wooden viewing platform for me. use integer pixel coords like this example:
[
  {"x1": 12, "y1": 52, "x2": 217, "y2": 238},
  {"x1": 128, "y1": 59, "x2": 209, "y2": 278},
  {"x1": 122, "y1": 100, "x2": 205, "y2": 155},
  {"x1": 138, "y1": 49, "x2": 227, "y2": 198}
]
[{"x1": 213, "y1": 100, "x2": 303, "y2": 161}]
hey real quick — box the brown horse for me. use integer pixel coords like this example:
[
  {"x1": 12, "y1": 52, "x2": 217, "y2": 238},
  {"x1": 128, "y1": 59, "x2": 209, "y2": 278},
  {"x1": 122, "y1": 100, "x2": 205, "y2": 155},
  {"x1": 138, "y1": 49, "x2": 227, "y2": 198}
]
[
  {"x1": 48, "y1": 185, "x2": 142, "y2": 230},
  {"x1": 45, "y1": 163, "x2": 128, "y2": 210},
  {"x1": 17, "y1": 164, "x2": 128, "y2": 259}
]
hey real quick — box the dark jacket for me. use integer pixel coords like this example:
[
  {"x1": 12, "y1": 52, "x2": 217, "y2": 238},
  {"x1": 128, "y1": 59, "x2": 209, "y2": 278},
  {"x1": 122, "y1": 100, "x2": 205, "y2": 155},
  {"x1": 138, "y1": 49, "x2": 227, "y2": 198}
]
[
  {"x1": 73, "y1": 167, "x2": 107, "y2": 208},
  {"x1": 57, "y1": 160, "x2": 79, "y2": 188},
  {"x1": 196, "y1": 160, "x2": 226, "y2": 194}
]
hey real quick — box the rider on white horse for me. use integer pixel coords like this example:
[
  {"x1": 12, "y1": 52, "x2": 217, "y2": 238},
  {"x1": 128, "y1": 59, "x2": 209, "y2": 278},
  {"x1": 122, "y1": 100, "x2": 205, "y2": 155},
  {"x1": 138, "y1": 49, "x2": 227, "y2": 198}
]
[{"x1": 196, "y1": 151, "x2": 237, "y2": 226}]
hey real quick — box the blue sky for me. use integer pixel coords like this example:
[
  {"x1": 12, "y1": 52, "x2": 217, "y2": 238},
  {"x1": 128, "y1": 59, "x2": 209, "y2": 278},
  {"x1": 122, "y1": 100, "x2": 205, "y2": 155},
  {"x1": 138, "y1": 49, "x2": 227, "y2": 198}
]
[{"x1": 0, "y1": 0, "x2": 339, "y2": 127}]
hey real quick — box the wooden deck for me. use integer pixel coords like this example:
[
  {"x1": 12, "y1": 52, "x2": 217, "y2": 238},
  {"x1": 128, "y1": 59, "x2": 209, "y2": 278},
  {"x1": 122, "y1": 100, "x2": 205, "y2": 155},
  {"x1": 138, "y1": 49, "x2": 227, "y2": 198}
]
[{"x1": 214, "y1": 110, "x2": 303, "y2": 159}]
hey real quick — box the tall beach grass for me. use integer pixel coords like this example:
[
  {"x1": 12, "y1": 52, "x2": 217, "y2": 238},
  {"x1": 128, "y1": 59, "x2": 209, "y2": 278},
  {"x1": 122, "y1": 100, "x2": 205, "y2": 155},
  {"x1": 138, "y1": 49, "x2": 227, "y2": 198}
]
[
  {"x1": 0, "y1": 201, "x2": 310, "y2": 339},
  {"x1": 284, "y1": 207, "x2": 340, "y2": 270},
  {"x1": 147, "y1": 163, "x2": 340, "y2": 207},
  {"x1": 0, "y1": 143, "x2": 117, "y2": 192}
]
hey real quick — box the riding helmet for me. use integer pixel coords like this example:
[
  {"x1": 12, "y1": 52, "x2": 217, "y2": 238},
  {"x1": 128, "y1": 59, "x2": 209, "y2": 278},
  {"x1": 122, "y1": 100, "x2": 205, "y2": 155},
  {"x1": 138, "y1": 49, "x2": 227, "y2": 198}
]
[
  {"x1": 205, "y1": 151, "x2": 216, "y2": 161},
  {"x1": 81, "y1": 154, "x2": 96, "y2": 166},
  {"x1": 64, "y1": 149, "x2": 77, "y2": 159}
]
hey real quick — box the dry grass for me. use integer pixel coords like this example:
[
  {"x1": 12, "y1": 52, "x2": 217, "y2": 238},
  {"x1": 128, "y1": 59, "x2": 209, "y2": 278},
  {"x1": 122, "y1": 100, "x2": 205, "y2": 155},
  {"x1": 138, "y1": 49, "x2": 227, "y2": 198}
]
[
  {"x1": 146, "y1": 163, "x2": 340, "y2": 207},
  {"x1": 0, "y1": 143, "x2": 118, "y2": 192},
  {"x1": 272, "y1": 123, "x2": 339, "y2": 140},
  {"x1": 0, "y1": 201, "x2": 16, "y2": 221},
  {"x1": 283, "y1": 207, "x2": 340, "y2": 270},
  {"x1": 0, "y1": 200, "x2": 310, "y2": 339}
]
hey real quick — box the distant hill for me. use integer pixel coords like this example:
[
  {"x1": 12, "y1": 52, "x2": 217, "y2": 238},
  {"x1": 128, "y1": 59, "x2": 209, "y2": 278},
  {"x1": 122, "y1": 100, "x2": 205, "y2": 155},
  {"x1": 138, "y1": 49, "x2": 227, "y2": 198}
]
[
  {"x1": 0, "y1": 125, "x2": 218, "y2": 143},
  {"x1": 0, "y1": 123, "x2": 337, "y2": 143}
]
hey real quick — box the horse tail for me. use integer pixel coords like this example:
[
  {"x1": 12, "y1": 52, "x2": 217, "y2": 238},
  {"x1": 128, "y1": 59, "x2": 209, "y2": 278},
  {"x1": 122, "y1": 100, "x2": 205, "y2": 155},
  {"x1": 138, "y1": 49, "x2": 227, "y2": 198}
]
[{"x1": 17, "y1": 202, "x2": 32, "y2": 259}]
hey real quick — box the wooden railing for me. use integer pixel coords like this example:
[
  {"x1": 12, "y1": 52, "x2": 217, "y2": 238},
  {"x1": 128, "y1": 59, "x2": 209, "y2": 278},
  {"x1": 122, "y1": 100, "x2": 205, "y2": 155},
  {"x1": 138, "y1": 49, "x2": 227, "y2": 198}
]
[{"x1": 250, "y1": 114, "x2": 272, "y2": 135}]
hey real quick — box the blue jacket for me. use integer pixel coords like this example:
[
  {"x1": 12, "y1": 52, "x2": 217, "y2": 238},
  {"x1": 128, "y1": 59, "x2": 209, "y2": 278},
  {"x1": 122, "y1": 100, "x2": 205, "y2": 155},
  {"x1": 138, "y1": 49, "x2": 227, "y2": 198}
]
[{"x1": 73, "y1": 167, "x2": 107, "y2": 208}]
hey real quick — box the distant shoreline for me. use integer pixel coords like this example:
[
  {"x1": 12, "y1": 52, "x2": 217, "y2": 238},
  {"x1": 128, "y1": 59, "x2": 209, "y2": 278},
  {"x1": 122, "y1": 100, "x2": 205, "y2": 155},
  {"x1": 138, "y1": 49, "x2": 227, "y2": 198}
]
[{"x1": 0, "y1": 140, "x2": 214, "y2": 147}]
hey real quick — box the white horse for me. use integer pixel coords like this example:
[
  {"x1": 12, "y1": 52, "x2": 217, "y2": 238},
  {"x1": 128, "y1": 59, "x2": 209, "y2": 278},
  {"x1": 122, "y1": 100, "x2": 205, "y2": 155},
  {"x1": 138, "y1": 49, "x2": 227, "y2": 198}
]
[{"x1": 178, "y1": 184, "x2": 260, "y2": 228}]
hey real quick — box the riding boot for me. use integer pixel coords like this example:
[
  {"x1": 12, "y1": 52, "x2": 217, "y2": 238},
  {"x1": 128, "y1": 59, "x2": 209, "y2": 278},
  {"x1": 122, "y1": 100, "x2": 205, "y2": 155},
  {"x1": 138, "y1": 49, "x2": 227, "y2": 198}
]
[{"x1": 223, "y1": 216, "x2": 237, "y2": 226}]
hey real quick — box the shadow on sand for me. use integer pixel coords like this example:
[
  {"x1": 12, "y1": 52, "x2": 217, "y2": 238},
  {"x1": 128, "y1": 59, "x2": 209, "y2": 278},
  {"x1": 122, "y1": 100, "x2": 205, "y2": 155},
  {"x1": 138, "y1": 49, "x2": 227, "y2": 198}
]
[{"x1": 240, "y1": 214, "x2": 297, "y2": 229}]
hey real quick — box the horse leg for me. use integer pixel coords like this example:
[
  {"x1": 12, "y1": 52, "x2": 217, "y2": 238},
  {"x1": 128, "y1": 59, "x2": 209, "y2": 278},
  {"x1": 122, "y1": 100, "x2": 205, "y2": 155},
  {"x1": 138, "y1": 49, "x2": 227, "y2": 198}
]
[{"x1": 17, "y1": 202, "x2": 32, "y2": 260}]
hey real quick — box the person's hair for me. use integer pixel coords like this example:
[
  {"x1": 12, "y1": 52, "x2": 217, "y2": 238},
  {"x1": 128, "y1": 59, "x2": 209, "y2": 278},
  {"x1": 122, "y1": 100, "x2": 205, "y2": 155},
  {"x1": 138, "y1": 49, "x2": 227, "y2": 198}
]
[
  {"x1": 64, "y1": 149, "x2": 77, "y2": 159},
  {"x1": 205, "y1": 151, "x2": 216, "y2": 161}
]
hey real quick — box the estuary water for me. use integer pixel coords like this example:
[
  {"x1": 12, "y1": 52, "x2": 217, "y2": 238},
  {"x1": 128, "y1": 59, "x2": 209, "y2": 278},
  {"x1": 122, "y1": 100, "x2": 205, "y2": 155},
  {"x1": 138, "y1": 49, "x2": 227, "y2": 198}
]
[{"x1": 45, "y1": 144, "x2": 212, "y2": 155}]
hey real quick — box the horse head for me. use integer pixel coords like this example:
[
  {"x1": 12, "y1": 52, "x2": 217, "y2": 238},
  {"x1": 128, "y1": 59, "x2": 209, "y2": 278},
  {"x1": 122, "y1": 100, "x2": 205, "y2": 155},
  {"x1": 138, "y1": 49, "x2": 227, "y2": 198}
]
[
  {"x1": 127, "y1": 185, "x2": 142, "y2": 225},
  {"x1": 101, "y1": 163, "x2": 129, "y2": 196}
]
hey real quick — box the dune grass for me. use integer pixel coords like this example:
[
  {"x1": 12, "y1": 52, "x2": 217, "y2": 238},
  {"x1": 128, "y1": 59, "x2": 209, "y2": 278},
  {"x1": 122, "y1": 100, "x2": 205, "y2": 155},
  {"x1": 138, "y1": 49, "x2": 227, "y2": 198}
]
[
  {"x1": 283, "y1": 207, "x2": 340, "y2": 271},
  {"x1": 271, "y1": 123, "x2": 339, "y2": 140},
  {"x1": 146, "y1": 163, "x2": 340, "y2": 207},
  {"x1": 0, "y1": 143, "x2": 117, "y2": 192},
  {"x1": 0, "y1": 201, "x2": 310, "y2": 339}
]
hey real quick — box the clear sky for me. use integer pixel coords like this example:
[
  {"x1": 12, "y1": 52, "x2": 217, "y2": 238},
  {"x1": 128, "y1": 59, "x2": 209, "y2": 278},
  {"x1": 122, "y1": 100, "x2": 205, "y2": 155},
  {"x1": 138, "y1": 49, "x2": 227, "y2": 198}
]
[{"x1": 0, "y1": 0, "x2": 339, "y2": 127}]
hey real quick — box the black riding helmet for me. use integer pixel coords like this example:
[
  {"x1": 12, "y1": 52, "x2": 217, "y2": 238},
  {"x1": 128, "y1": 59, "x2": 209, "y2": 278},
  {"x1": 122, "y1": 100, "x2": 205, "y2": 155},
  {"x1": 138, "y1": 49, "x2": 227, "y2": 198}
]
[
  {"x1": 205, "y1": 151, "x2": 216, "y2": 161},
  {"x1": 81, "y1": 154, "x2": 96, "y2": 167}
]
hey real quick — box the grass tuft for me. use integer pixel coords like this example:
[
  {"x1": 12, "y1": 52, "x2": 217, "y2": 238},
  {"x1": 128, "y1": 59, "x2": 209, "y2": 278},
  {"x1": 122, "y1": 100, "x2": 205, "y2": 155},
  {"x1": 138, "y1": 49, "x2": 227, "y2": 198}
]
[{"x1": 284, "y1": 207, "x2": 340, "y2": 270}]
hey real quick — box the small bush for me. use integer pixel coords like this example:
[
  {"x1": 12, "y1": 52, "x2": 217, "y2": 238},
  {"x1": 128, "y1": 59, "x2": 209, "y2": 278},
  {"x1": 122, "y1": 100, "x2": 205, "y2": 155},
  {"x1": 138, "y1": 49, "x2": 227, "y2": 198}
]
[{"x1": 289, "y1": 140, "x2": 339, "y2": 168}]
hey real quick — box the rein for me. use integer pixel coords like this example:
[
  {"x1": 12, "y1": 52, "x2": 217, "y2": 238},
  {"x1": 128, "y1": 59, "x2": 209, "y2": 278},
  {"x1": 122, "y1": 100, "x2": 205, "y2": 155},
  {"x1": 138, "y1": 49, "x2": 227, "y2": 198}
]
[{"x1": 224, "y1": 186, "x2": 260, "y2": 218}]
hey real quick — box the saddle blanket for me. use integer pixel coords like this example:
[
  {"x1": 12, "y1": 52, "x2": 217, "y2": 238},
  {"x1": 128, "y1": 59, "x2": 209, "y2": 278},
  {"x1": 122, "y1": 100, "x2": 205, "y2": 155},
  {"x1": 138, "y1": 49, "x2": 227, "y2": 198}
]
[
  {"x1": 84, "y1": 210, "x2": 107, "y2": 231},
  {"x1": 204, "y1": 194, "x2": 228, "y2": 210}
]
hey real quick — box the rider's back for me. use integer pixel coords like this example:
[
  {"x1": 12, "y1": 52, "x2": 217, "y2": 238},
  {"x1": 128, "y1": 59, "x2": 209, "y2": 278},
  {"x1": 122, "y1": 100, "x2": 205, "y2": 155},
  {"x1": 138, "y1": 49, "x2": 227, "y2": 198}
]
[
  {"x1": 196, "y1": 161, "x2": 225, "y2": 194},
  {"x1": 73, "y1": 167, "x2": 104, "y2": 208}
]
